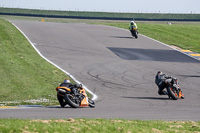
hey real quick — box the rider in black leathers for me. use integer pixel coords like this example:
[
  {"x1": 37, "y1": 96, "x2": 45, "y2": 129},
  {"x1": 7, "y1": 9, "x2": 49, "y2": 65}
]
[{"x1": 155, "y1": 71, "x2": 177, "y2": 95}]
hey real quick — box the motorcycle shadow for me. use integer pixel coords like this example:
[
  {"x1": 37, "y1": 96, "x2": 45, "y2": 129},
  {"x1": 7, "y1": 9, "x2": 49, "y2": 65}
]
[
  {"x1": 46, "y1": 105, "x2": 72, "y2": 108},
  {"x1": 109, "y1": 36, "x2": 135, "y2": 39},
  {"x1": 122, "y1": 96, "x2": 169, "y2": 100},
  {"x1": 46, "y1": 105, "x2": 92, "y2": 109},
  {"x1": 178, "y1": 75, "x2": 200, "y2": 78}
]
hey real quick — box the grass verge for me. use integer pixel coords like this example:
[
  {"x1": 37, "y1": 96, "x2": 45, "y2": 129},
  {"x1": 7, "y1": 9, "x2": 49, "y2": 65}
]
[{"x1": 0, "y1": 118, "x2": 199, "y2": 133}]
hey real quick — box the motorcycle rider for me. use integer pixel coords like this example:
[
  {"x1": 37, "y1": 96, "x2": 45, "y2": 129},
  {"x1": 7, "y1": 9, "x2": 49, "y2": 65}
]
[
  {"x1": 155, "y1": 71, "x2": 178, "y2": 95},
  {"x1": 59, "y1": 79, "x2": 81, "y2": 96},
  {"x1": 129, "y1": 21, "x2": 138, "y2": 32}
]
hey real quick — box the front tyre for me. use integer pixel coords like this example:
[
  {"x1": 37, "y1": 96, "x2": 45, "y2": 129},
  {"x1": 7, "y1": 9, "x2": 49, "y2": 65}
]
[
  {"x1": 131, "y1": 30, "x2": 138, "y2": 39},
  {"x1": 133, "y1": 31, "x2": 138, "y2": 39},
  {"x1": 88, "y1": 98, "x2": 95, "y2": 108},
  {"x1": 167, "y1": 87, "x2": 179, "y2": 100},
  {"x1": 64, "y1": 94, "x2": 80, "y2": 108}
]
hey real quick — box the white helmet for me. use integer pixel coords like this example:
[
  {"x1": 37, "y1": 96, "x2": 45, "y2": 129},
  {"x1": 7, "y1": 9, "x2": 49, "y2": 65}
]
[
  {"x1": 131, "y1": 21, "x2": 135, "y2": 24},
  {"x1": 63, "y1": 79, "x2": 70, "y2": 83}
]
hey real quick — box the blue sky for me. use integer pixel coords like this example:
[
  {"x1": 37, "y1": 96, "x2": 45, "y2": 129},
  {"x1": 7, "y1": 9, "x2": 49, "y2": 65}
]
[{"x1": 0, "y1": 0, "x2": 199, "y2": 13}]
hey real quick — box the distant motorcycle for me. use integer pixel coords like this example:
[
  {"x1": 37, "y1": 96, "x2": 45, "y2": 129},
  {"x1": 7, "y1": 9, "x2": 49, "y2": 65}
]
[
  {"x1": 130, "y1": 25, "x2": 138, "y2": 39},
  {"x1": 165, "y1": 78, "x2": 184, "y2": 100},
  {"x1": 56, "y1": 84, "x2": 95, "y2": 108}
]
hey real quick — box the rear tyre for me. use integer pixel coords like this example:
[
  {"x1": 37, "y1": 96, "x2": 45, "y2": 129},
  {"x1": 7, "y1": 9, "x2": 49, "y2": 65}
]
[
  {"x1": 57, "y1": 93, "x2": 67, "y2": 107},
  {"x1": 64, "y1": 94, "x2": 80, "y2": 108},
  {"x1": 167, "y1": 87, "x2": 179, "y2": 100},
  {"x1": 88, "y1": 98, "x2": 95, "y2": 108}
]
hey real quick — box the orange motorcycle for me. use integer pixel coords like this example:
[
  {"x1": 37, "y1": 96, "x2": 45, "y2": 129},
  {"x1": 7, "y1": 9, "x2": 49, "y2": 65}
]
[
  {"x1": 165, "y1": 78, "x2": 185, "y2": 100},
  {"x1": 56, "y1": 84, "x2": 95, "y2": 108}
]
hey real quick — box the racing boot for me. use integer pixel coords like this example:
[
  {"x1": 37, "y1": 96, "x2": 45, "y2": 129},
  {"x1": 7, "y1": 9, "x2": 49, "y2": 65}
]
[{"x1": 181, "y1": 91, "x2": 185, "y2": 99}]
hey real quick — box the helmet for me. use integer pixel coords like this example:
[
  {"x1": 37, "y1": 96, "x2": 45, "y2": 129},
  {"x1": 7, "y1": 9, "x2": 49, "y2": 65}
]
[
  {"x1": 157, "y1": 71, "x2": 162, "y2": 75},
  {"x1": 63, "y1": 79, "x2": 70, "y2": 83},
  {"x1": 131, "y1": 21, "x2": 134, "y2": 25}
]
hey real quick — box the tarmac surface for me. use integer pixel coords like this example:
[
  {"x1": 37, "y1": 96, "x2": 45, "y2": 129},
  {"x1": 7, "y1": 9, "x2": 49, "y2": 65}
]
[{"x1": 1, "y1": 20, "x2": 200, "y2": 120}]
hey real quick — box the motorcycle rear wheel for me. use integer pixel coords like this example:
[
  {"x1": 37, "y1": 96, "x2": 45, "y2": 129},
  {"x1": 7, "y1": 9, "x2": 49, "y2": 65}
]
[
  {"x1": 64, "y1": 94, "x2": 80, "y2": 108},
  {"x1": 57, "y1": 93, "x2": 67, "y2": 107},
  {"x1": 167, "y1": 87, "x2": 179, "y2": 100}
]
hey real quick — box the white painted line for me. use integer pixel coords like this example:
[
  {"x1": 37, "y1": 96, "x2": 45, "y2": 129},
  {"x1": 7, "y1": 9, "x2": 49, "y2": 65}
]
[{"x1": 10, "y1": 21, "x2": 98, "y2": 100}]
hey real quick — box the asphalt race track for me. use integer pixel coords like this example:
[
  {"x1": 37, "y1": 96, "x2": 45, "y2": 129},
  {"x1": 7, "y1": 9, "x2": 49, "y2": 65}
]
[{"x1": 1, "y1": 20, "x2": 200, "y2": 120}]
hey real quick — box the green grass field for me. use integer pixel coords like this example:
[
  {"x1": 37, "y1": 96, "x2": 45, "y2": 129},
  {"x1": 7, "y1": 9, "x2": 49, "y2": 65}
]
[{"x1": 0, "y1": 118, "x2": 199, "y2": 133}]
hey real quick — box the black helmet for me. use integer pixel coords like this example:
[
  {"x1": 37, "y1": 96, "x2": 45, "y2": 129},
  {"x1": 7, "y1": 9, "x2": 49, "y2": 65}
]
[{"x1": 157, "y1": 71, "x2": 162, "y2": 75}]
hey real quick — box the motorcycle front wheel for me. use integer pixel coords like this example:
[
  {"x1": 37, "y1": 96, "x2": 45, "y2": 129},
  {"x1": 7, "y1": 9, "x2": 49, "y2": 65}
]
[
  {"x1": 131, "y1": 30, "x2": 138, "y2": 39},
  {"x1": 88, "y1": 98, "x2": 95, "y2": 108},
  {"x1": 64, "y1": 94, "x2": 80, "y2": 108},
  {"x1": 133, "y1": 31, "x2": 138, "y2": 39},
  {"x1": 167, "y1": 87, "x2": 179, "y2": 100}
]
